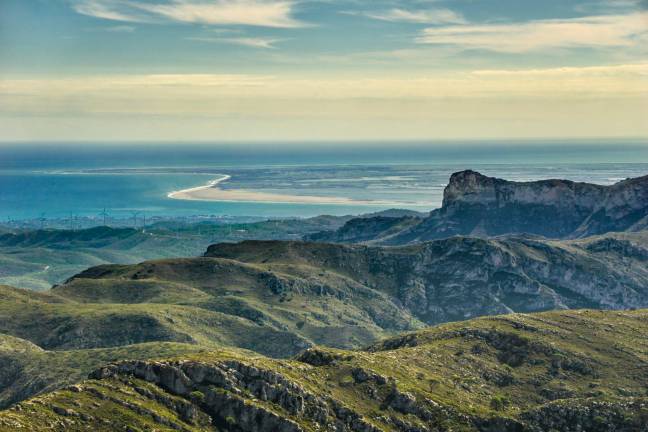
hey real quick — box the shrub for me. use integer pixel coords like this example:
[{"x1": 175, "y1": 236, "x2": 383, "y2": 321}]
[
  {"x1": 190, "y1": 390, "x2": 205, "y2": 403},
  {"x1": 490, "y1": 394, "x2": 510, "y2": 411}
]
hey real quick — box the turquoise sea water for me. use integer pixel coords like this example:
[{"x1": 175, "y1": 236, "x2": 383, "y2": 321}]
[{"x1": 1, "y1": 141, "x2": 647, "y2": 221}]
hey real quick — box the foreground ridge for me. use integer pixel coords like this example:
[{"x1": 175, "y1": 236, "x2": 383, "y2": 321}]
[{"x1": 2, "y1": 309, "x2": 648, "y2": 431}]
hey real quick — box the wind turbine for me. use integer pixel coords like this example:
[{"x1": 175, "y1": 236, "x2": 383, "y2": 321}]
[
  {"x1": 131, "y1": 211, "x2": 141, "y2": 229},
  {"x1": 38, "y1": 212, "x2": 46, "y2": 230},
  {"x1": 99, "y1": 208, "x2": 109, "y2": 226}
]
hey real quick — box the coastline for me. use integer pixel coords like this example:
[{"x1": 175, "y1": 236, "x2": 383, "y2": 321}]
[
  {"x1": 167, "y1": 175, "x2": 389, "y2": 205},
  {"x1": 167, "y1": 175, "x2": 232, "y2": 199}
]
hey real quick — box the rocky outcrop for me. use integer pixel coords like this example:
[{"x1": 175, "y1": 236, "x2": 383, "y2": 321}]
[
  {"x1": 87, "y1": 359, "x2": 473, "y2": 432},
  {"x1": 308, "y1": 170, "x2": 648, "y2": 244},
  {"x1": 296, "y1": 348, "x2": 346, "y2": 366},
  {"x1": 520, "y1": 398, "x2": 648, "y2": 432},
  {"x1": 91, "y1": 358, "x2": 382, "y2": 432},
  {"x1": 432, "y1": 170, "x2": 607, "y2": 238}
]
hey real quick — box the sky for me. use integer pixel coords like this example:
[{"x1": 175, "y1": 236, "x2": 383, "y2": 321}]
[{"x1": 0, "y1": 0, "x2": 647, "y2": 142}]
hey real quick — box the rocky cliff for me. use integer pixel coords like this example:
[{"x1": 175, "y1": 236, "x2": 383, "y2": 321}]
[{"x1": 309, "y1": 171, "x2": 648, "y2": 244}]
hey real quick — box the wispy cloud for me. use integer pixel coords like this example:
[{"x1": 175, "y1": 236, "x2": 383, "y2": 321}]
[
  {"x1": 74, "y1": 0, "x2": 145, "y2": 22},
  {"x1": 471, "y1": 63, "x2": 648, "y2": 77},
  {"x1": 363, "y1": 8, "x2": 466, "y2": 25},
  {"x1": 73, "y1": 0, "x2": 306, "y2": 28},
  {"x1": 575, "y1": 0, "x2": 648, "y2": 14},
  {"x1": 104, "y1": 25, "x2": 136, "y2": 32},
  {"x1": 187, "y1": 36, "x2": 281, "y2": 48},
  {"x1": 417, "y1": 12, "x2": 648, "y2": 52}
]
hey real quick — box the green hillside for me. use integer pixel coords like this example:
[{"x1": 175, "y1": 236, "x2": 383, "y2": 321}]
[
  {"x1": 0, "y1": 249, "x2": 420, "y2": 408},
  {"x1": 0, "y1": 333, "x2": 207, "y2": 409},
  {"x1": 2, "y1": 309, "x2": 647, "y2": 431}
]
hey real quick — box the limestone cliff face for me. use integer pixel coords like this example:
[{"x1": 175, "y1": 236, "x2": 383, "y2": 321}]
[
  {"x1": 575, "y1": 174, "x2": 648, "y2": 236},
  {"x1": 313, "y1": 170, "x2": 648, "y2": 245},
  {"x1": 442, "y1": 170, "x2": 607, "y2": 212},
  {"x1": 417, "y1": 170, "x2": 606, "y2": 240}
]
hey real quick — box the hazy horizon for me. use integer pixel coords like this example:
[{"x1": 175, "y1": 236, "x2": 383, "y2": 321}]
[{"x1": 2, "y1": 137, "x2": 648, "y2": 145}]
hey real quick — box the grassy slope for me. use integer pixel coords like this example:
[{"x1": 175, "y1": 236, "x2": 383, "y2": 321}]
[
  {"x1": 0, "y1": 245, "x2": 423, "y2": 409},
  {"x1": 1, "y1": 309, "x2": 647, "y2": 431},
  {"x1": 0, "y1": 250, "x2": 420, "y2": 354},
  {"x1": 1, "y1": 232, "x2": 646, "y2": 420},
  {"x1": 1, "y1": 232, "x2": 646, "y2": 411},
  {"x1": 59, "y1": 255, "x2": 418, "y2": 345},
  {"x1": 0, "y1": 283, "x2": 315, "y2": 356}
]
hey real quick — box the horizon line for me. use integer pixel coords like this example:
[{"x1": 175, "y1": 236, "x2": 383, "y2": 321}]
[{"x1": 1, "y1": 136, "x2": 647, "y2": 146}]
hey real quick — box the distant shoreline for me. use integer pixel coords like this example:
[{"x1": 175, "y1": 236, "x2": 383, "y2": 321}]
[
  {"x1": 167, "y1": 175, "x2": 232, "y2": 199},
  {"x1": 167, "y1": 175, "x2": 389, "y2": 205}
]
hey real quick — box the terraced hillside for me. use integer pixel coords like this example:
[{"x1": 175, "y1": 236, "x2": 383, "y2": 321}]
[{"x1": 2, "y1": 309, "x2": 647, "y2": 431}]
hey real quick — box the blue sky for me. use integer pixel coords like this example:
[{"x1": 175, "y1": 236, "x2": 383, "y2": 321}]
[{"x1": 1, "y1": 0, "x2": 647, "y2": 141}]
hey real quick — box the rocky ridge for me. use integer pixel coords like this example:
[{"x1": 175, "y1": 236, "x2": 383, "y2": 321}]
[
  {"x1": 307, "y1": 170, "x2": 648, "y2": 244},
  {"x1": 207, "y1": 232, "x2": 648, "y2": 324}
]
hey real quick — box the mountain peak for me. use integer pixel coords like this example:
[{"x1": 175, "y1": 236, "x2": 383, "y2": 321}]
[
  {"x1": 443, "y1": 170, "x2": 501, "y2": 207},
  {"x1": 309, "y1": 171, "x2": 648, "y2": 243}
]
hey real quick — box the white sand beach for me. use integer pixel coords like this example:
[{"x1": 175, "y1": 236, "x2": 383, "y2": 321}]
[{"x1": 167, "y1": 175, "x2": 387, "y2": 205}]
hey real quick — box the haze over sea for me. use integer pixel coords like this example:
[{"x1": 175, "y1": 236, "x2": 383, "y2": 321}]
[{"x1": 1, "y1": 140, "x2": 647, "y2": 221}]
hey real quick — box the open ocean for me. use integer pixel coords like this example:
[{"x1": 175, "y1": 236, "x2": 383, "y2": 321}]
[{"x1": 1, "y1": 140, "x2": 647, "y2": 221}]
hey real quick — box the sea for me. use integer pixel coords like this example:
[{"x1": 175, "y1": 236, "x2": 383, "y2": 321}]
[{"x1": 1, "y1": 140, "x2": 647, "y2": 222}]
